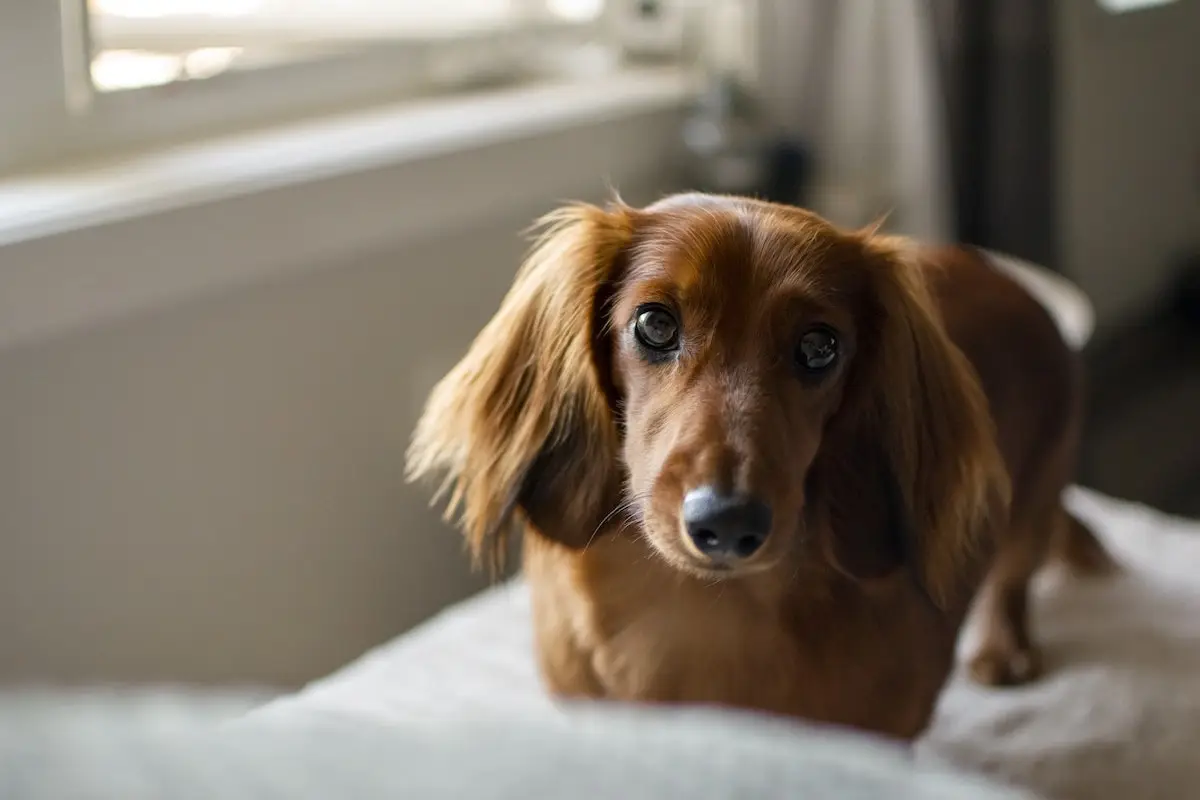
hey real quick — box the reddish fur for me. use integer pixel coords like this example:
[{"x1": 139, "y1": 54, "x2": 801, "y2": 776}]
[{"x1": 407, "y1": 193, "x2": 1112, "y2": 741}]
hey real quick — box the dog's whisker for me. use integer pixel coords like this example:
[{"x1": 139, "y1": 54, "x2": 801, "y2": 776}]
[{"x1": 581, "y1": 491, "x2": 654, "y2": 553}]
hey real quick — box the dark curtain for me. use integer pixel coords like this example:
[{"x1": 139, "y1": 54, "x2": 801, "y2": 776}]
[{"x1": 928, "y1": 0, "x2": 1058, "y2": 269}]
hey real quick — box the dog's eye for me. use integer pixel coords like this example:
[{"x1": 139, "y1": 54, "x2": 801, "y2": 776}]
[
  {"x1": 796, "y1": 326, "x2": 839, "y2": 375},
  {"x1": 634, "y1": 305, "x2": 680, "y2": 352}
]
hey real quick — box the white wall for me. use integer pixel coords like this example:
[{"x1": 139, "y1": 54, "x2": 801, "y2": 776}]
[
  {"x1": 0, "y1": 165, "x2": 675, "y2": 688},
  {"x1": 1058, "y1": 0, "x2": 1200, "y2": 325}
]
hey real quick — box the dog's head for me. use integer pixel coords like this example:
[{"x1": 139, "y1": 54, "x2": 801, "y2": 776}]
[{"x1": 407, "y1": 194, "x2": 1007, "y2": 608}]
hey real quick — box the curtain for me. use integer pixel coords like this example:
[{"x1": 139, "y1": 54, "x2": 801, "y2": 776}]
[
  {"x1": 753, "y1": 0, "x2": 1057, "y2": 265},
  {"x1": 755, "y1": 0, "x2": 953, "y2": 243},
  {"x1": 928, "y1": 0, "x2": 1058, "y2": 267}
]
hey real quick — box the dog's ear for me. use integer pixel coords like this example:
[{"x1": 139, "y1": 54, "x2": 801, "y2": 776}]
[
  {"x1": 406, "y1": 202, "x2": 636, "y2": 573},
  {"x1": 815, "y1": 235, "x2": 1010, "y2": 609},
  {"x1": 809, "y1": 425, "x2": 909, "y2": 584}
]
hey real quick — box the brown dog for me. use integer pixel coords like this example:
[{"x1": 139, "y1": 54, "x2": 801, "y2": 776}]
[{"x1": 407, "y1": 193, "x2": 1113, "y2": 741}]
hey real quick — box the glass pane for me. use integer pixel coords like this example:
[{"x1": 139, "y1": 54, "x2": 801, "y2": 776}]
[
  {"x1": 1096, "y1": 0, "x2": 1178, "y2": 11},
  {"x1": 86, "y1": 0, "x2": 605, "y2": 93}
]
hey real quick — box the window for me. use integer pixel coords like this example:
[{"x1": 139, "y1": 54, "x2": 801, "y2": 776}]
[
  {"x1": 86, "y1": 0, "x2": 607, "y2": 94},
  {"x1": 1, "y1": 0, "x2": 719, "y2": 176},
  {"x1": 1096, "y1": 0, "x2": 1178, "y2": 11}
]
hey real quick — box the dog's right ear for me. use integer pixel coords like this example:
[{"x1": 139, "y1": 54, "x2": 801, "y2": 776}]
[
  {"x1": 820, "y1": 235, "x2": 1010, "y2": 611},
  {"x1": 406, "y1": 201, "x2": 637, "y2": 573}
]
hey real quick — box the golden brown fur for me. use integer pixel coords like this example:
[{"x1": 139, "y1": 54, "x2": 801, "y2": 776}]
[{"x1": 407, "y1": 193, "x2": 1113, "y2": 741}]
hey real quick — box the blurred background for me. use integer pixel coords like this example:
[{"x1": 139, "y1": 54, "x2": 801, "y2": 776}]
[{"x1": 0, "y1": 0, "x2": 1195, "y2": 698}]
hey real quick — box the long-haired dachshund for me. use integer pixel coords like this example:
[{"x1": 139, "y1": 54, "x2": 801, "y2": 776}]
[{"x1": 407, "y1": 193, "x2": 1114, "y2": 741}]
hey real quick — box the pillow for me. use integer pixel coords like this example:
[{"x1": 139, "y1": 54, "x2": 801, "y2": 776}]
[{"x1": 982, "y1": 250, "x2": 1095, "y2": 350}]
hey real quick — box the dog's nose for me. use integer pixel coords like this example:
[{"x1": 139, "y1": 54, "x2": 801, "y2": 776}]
[{"x1": 682, "y1": 486, "x2": 772, "y2": 561}]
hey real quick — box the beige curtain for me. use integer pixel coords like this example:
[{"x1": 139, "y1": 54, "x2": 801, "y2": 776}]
[{"x1": 753, "y1": 0, "x2": 953, "y2": 242}]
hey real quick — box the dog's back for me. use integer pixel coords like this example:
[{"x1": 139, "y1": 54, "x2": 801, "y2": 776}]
[{"x1": 924, "y1": 245, "x2": 1112, "y2": 685}]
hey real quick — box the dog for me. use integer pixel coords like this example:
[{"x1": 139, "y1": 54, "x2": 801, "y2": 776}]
[{"x1": 407, "y1": 193, "x2": 1114, "y2": 741}]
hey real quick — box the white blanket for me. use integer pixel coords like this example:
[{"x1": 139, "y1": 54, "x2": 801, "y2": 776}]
[
  {"x1": 253, "y1": 487, "x2": 1200, "y2": 800},
  {"x1": 0, "y1": 693, "x2": 1028, "y2": 799},
  {"x1": 4, "y1": 496, "x2": 1191, "y2": 800}
]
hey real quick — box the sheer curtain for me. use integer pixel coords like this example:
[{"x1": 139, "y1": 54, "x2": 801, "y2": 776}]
[
  {"x1": 753, "y1": 0, "x2": 1056, "y2": 262},
  {"x1": 754, "y1": 0, "x2": 954, "y2": 243}
]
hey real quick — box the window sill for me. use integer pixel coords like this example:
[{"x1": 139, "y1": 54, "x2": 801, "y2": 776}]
[{"x1": 0, "y1": 66, "x2": 695, "y2": 351}]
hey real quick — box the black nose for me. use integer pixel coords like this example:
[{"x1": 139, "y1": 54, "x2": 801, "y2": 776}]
[{"x1": 682, "y1": 487, "x2": 772, "y2": 561}]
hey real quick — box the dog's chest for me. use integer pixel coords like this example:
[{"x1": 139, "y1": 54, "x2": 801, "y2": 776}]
[
  {"x1": 587, "y1": 588, "x2": 799, "y2": 704},
  {"x1": 563, "y1": 541, "x2": 815, "y2": 709},
  {"x1": 526, "y1": 536, "x2": 950, "y2": 737}
]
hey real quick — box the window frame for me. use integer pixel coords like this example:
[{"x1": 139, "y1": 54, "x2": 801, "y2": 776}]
[{"x1": 0, "y1": 0, "x2": 623, "y2": 175}]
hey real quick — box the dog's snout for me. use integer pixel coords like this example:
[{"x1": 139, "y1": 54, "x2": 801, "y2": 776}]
[{"x1": 682, "y1": 486, "x2": 772, "y2": 561}]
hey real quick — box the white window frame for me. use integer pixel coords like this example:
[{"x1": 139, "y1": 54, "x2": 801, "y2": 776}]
[
  {"x1": 0, "y1": 0, "x2": 766, "y2": 349},
  {"x1": 0, "y1": 0, "x2": 633, "y2": 175}
]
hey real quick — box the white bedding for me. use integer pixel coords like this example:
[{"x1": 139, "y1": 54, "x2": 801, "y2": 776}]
[
  {"x1": 249, "y1": 487, "x2": 1200, "y2": 800},
  {"x1": 7, "y1": 501, "x2": 1191, "y2": 799},
  {"x1": 1, "y1": 692, "x2": 1029, "y2": 799}
]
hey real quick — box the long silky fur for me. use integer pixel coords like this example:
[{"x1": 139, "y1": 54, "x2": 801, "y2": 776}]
[
  {"x1": 405, "y1": 201, "x2": 633, "y2": 574},
  {"x1": 855, "y1": 233, "x2": 1012, "y2": 608}
]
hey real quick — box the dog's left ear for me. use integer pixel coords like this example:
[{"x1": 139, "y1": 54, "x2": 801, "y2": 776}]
[{"x1": 817, "y1": 235, "x2": 1010, "y2": 610}]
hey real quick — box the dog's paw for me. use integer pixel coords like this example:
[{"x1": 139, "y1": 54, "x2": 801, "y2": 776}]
[{"x1": 967, "y1": 646, "x2": 1042, "y2": 687}]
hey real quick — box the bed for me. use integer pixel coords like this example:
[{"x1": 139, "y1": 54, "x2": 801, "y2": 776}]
[
  {"x1": 243, "y1": 486, "x2": 1200, "y2": 800},
  {"x1": 4, "y1": 254, "x2": 1198, "y2": 799}
]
